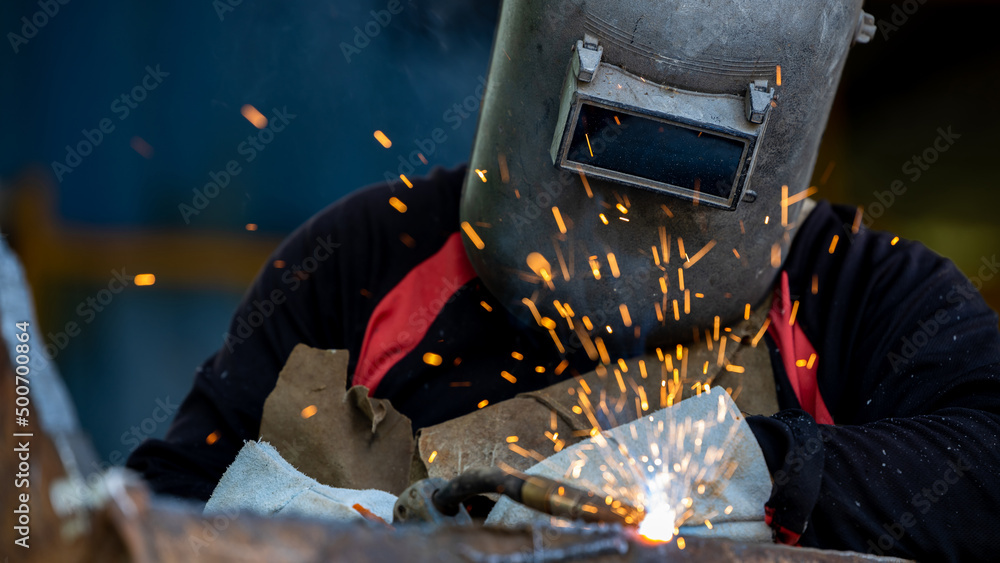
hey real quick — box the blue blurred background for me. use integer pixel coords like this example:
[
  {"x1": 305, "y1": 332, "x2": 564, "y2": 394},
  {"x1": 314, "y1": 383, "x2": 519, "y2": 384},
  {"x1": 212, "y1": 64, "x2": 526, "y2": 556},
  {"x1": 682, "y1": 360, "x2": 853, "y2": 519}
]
[{"x1": 1, "y1": 0, "x2": 998, "y2": 466}]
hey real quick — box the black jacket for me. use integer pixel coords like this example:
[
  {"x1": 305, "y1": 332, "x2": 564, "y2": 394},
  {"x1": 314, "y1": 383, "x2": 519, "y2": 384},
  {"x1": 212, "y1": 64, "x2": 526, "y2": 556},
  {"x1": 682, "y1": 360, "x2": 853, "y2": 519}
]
[{"x1": 128, "y1": 165, "x2": 1000, "y2": 560}]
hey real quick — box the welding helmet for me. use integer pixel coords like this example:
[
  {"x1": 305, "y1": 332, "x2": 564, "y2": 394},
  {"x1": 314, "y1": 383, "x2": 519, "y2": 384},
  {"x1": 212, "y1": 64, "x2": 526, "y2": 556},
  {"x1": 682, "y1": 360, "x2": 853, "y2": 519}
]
[{"x1": 460, "y1": 0, "x2": 875, "y2": 358}]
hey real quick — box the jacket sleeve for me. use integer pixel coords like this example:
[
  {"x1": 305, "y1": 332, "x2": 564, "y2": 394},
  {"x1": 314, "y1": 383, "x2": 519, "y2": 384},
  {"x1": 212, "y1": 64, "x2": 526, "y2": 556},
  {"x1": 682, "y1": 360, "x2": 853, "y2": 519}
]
[
  {"x1": 747, "y1": 202, "x2": 1000, "y2": 561},
  {"x1": 125, "y1": 205, "x2": 352, "y2": 501}
]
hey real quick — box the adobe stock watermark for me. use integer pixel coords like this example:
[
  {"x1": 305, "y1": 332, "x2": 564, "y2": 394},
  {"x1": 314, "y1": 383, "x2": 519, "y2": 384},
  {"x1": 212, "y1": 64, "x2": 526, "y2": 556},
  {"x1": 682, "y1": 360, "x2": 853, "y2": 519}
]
[
  {"x1": 213, "y1": 0, "x2": 244, "y2": 22},
  {"x1": 35, "y1": 268, "x2": 134, "y2": 367},
  {"x1": 340, "y1": 0, "x2": 405, "y2": 63},
  {"x1": 47, "y1": 395, "x2": 181, "y2": 513},
  {"x1": 190, "y1": 506, "x2": 241, "y2": 555},
  {"x1": 222, "y1": 234, "x2": 339, "y2": 352},
  {"x1": 843, "y1": 126, "x2": 960, "y2": 239},
  {"x1": 50, "y1": 64, "x2": 169, "y2": 182},
  {"x1": 178, "y1": 106, "x2": 296, "y2": 224},
  {"x1": 887, "y1": 253, "x2": 998, "y2": 372},
  {"x1": 7, "y1": 0, "x2": 71, "y2": 54},
  {"x1": 867, "y1": 456, "x2": 971, "y2": 556},
  {"x1": 383, "y1": 75, "x2": 487, "y2": 189},
  {"x1": 876, "y1": 0, "x2": 927, "y2": 41}
]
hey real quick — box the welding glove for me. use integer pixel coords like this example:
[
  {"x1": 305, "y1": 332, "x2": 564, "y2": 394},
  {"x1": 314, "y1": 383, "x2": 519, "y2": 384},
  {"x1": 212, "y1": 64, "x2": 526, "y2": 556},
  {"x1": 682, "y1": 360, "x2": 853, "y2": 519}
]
[
  {"x1": 204, "y1": 440, "x2": 397, "y2": 524},
  {"x1": 486, "y1": 387, "x2": 772, "y2": 543}
]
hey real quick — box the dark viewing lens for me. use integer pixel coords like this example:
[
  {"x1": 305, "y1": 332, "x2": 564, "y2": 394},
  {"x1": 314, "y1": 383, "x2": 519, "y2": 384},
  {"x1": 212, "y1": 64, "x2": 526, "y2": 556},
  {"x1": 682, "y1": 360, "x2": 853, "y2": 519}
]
[{"x1": 567, "y1": 103, "x2": 746, "y2": 199}]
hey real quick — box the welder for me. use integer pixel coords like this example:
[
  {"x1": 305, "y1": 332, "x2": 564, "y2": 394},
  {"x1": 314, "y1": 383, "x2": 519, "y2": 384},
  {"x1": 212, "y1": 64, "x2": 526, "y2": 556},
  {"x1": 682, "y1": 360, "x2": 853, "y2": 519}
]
[{"x1": 128, "y1": 1, "x2": 1000, "y2": 560}]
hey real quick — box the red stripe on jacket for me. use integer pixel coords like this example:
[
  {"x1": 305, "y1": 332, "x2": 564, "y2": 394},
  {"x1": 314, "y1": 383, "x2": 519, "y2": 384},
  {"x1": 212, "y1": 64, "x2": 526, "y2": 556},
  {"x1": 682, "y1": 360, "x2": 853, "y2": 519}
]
[
  {"x1": 767, "y1": 271, "x2": 834, "y2": 425},
  {"x1": 353, "y1": 232, "x2": 478, "y2": 394}
]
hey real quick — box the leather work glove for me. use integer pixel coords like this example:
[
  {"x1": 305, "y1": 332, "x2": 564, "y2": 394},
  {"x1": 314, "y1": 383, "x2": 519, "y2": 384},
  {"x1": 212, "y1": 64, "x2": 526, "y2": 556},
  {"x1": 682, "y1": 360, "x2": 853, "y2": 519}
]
[
  {"x1": 486, "y1": 387, "x2": 772, "y2": 543},
  {"x1": 204, "y1": 440, "x2": 397, "y2": 525}
]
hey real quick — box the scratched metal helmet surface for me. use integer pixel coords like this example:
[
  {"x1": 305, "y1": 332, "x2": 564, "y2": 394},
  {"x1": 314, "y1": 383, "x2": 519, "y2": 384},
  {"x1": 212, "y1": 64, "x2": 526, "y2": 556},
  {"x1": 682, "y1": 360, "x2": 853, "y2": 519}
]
[{"x1": 460, "y1": 0, "x2": 872, "y2": 358}]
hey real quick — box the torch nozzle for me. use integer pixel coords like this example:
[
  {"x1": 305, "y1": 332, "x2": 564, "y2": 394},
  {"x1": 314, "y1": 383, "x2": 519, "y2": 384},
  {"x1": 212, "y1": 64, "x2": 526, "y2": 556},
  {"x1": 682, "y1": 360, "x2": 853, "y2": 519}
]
[{"x1": 432, "y1": 468, "x2": 641, "y2": 526}]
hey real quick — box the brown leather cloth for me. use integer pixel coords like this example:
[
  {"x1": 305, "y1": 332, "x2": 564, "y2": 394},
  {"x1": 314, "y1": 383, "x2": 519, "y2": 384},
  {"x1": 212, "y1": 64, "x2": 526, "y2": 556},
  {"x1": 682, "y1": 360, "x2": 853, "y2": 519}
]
[
  {"x1": 412, "y1": 296, "x2": 778, "y2": 482},
  {"x1": 260, "y1": 299, "x2": 777, "y2": 493},
  {"x1": 259, "y1": 344, "x2": 414, "y2": 495}
]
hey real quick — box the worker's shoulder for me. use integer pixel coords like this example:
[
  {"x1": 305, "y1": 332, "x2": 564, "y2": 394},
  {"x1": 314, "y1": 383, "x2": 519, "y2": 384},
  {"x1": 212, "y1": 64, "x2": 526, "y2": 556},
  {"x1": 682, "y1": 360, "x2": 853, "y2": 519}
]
[
  {"x1": 315, "y1": 163, "x2": 465, "y2": 237},
  {"x1": 292, "y1": 164, "x2": 467, "y2": 252},
  {"x1": 789, "y1": 199, "x2": 953, "y2": 283},
  {"x1": 273, "y1": 164, "x2": 468, "y2": 299}
]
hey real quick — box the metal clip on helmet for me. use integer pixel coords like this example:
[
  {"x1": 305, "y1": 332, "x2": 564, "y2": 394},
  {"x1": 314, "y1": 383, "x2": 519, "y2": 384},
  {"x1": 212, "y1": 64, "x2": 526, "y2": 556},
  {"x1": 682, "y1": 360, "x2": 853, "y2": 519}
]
[{"x1": 460, "y1": 0, "x2": 872, "y2": 358}]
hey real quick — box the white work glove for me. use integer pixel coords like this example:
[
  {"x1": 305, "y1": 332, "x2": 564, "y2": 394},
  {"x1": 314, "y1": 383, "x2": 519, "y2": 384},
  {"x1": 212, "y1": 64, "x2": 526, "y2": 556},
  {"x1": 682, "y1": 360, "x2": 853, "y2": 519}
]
[
  {"x1": 204, "y1": 441, "x2": 397, "y2": 524},
  {"x1": 486, "y1": 387, "x2": 772, "y2": 543}
]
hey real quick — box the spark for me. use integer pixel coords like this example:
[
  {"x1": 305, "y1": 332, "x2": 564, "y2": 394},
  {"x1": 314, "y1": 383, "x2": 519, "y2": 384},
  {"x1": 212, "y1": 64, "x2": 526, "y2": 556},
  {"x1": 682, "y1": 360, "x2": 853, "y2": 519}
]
[
  {"x1": 599, "y1": 213, "x2": 609, "y2": 225},
  {"x1": 552, "y1": 207, "x2": 568, "y2": 234},
  {"x1": 585, "y1": 133, "x2": 594, "y2": 157},
  {"x1": 423, "y1": 353, "x2": 443, "y2": 366},
  {"x1": 300, "y1": 405, "x2": 317, "y2": 419},
  {"x1": 428, "y1": 450, "x2": 438, "y2": 463},
  {"x1": 683, "y1": 240, "x2": 716, "y2": 269},
  {"x1": 400, "y1": 174, "x2": 413, "y2": 188},
  {"x1": 130, "y1": 136, "x2": 154, "y2": 158},
  {"x1": 535, "y1": 366, "x2": 546, "y2": 373},
  {"x1": 607, "y1": 253, "x2": 621, "y2": 278},
  {"x1": 461, "y1": 222, "x2": 485, "y2": 249},
  {"x1": 245, "y1": 223, "x2": 258, "y2": 231},
  {"x1": 521, "y1": 297, "x2": 543, "y2": 325},
  {"x1": 828, "y1": 235, "x2": 840, "y2": 254},
  {"x1": 891, "y1": 236, "x2": 900, "y2": 246},
  {"x1": 744, "y1": 303, "x2": 751, "y2": 321},
  {"x1": 781, "y1": 185, "x2": 789, "y2": 226},
  {"x1": 811, "y1": 275, "x2": 819, "y2": 295},
  {"x1": 526, "y1": 252, "x2": 555, "y2": 289},
  {"x1": 134, "y1": 273, "x2": 156, "y2": 286},
  {"x1": 205, "y1": 431, "x2": 220, "y2": 445},
  {"x1": 771, "y1": 243, "x2": 781, "y2": 267},
  {"x1": 501, "y1": 371, "x2": 517, "y2": 384},
  {"x1": 776, "y1": 64, "x2": 782, "y2": 86},
  {"x1": 241, "y1": 104, "x2": 268, "y2": 129},
  {"x1": 475, "y1": 169, "x2": 488, "y2": 182},
  {"x1": 477, "y1": 399, "x2": 489, "y2": 409},
  {"x1": 616, "y1": 203, "x2": 629, "y2": 214},
  {"x1": 638, "y1": 504, "x2": 676, "y2": 542},
  {"x1": 480, "y1": 301, "x2": 493, "y2": 312},
  {"x1": 595, "y1": 337, "x2": 611, "y2": 364},
  {"x1": 659, "y1": 276, "x2": 668, "y2": 294},
  {"x1": 789, "y1": 300, "x2": 800, "y2": 326},
  {"x1": 590, "y1": 256, "x2": 602, "y2": 280},
  {"x1": 620, "y1": 304, "x2": 632, "y2": 327},
  {"x1": 751, "y1": 318, "x2": 771, "y2": 347},
  {"x1": 511, "y1": 351, "x2": 523, "y2": 360},
  {"x1": 373, "y1": 130, "x2": 392, "y2": 148},
  {"x1": 389, "y1": 197, "x2": 407, "y2": 213},
  {"x1": 579, "y1": 171, "x2": 594, "y2": 198},
  {"x1": 498, "y1": 153, "x2": 510, "y2": 183},
  {"x1": 678, "y1": 268, "x2": 685, "y2": 291}
]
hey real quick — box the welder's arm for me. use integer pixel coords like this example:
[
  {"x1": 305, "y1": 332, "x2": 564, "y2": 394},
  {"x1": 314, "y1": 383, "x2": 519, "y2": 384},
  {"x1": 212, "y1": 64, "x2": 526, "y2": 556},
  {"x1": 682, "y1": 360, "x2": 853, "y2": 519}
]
[
  {"x1": 745, "y1": 211, "x2": 1000, "y2": 561},
  {"x1": 126, "y1": 201, "x2": 355, "y2": 501}
]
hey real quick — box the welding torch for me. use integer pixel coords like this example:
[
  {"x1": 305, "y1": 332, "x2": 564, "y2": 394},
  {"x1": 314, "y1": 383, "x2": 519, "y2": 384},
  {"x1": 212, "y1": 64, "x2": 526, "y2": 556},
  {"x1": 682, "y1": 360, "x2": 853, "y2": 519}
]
[{"x1": 393, "y1": 467, "x2": 641, "y2": 526}]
